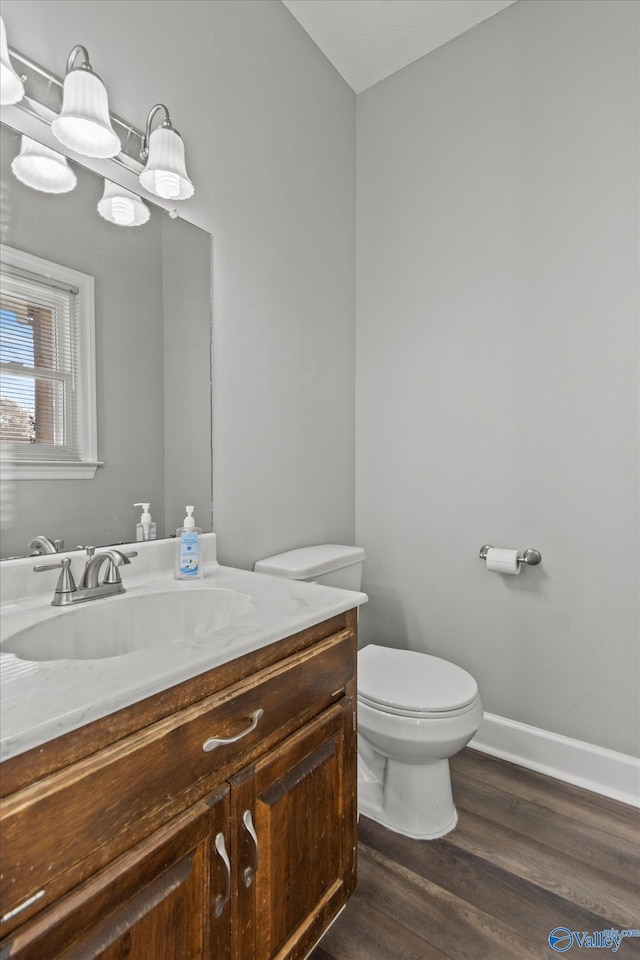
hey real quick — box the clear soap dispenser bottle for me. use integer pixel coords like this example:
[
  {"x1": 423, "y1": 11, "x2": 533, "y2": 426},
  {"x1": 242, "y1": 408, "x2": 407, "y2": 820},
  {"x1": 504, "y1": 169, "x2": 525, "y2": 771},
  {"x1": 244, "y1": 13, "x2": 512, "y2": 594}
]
[
  {"x1": 174, "y1": 506, "x2": 203, "y2": 580},
  {"x1": 134, "y1": 502, "x2": 157, "y2": 541}
]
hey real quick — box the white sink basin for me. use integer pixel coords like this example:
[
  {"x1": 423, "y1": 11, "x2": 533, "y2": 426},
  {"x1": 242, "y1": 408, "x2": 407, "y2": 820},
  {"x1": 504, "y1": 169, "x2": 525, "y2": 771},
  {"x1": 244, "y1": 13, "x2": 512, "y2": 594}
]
[{"x1": 2, "y1": 587, "x2": 253, "y2": 662}]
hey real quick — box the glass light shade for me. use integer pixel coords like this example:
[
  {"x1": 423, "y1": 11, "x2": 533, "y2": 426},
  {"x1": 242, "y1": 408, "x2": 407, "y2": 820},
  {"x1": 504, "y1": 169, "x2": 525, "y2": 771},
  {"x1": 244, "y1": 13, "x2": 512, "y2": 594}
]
[
  {"x1": 139, "y1": 126, "x2": 194, "y2": 200},
  {"x1": 0, "y1": 16, "x2": 24, "y2": 105},
  {"x1": 11, "y1": 136, "x2": 77, "y2": 193},
  {"x1": 97, "y1": 180, "x2": 150, "y2": 226},
  {"x1": 51, "y1": 68, "x2": 121, "y2": 159}
]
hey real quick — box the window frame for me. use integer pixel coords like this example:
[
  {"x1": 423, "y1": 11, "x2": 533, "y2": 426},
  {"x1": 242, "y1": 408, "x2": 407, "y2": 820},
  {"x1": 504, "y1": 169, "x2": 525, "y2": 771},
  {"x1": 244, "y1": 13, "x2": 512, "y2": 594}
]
[{"x1": 0, "y1": 244, "x2": 98, "y2": 480}]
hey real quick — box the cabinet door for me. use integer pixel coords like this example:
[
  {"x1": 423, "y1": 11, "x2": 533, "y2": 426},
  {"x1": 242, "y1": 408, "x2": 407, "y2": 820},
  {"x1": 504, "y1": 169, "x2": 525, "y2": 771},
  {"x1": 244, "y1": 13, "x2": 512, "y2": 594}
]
[
  {"x1": 231, "y1": 699, "x2": 356, "y2": 960},
  {"x1": 2, "y1": 789, "x2": 230, "y2": 960}
]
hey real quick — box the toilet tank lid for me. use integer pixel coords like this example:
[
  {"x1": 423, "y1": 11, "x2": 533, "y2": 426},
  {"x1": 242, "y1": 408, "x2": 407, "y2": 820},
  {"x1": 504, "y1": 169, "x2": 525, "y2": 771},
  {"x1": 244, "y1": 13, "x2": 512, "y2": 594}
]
[
  {"x1": 358, "y1": 645, "x2": 479, "y2": 713},
  {"x1": 254, "y1": 544, "x2": 366, "y2": 580}
]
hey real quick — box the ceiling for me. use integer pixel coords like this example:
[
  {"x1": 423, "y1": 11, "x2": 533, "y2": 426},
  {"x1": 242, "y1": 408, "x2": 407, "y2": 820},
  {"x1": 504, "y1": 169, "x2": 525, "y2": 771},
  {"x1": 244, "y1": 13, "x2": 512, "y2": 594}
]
[{"x1": 281, "y1": 0, "x2": 518, "y2": 93}]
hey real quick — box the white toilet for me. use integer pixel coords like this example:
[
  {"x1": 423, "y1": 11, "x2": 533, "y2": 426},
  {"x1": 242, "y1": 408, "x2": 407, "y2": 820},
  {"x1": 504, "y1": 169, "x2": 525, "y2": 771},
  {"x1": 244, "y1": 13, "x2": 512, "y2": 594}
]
[{"x1": 254, "y1": 544, "x2": 483, "y2": 840}]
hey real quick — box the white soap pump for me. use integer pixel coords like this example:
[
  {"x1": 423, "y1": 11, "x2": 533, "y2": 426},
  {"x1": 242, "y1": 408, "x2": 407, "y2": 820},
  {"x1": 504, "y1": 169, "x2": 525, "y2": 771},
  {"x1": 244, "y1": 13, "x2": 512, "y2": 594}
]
[
  {"x1": 134, "y1": 502, "x2": 157, "y2": 541},
  {"x1": 174, "y1": 505, "x2": 203, "y2": 580}
]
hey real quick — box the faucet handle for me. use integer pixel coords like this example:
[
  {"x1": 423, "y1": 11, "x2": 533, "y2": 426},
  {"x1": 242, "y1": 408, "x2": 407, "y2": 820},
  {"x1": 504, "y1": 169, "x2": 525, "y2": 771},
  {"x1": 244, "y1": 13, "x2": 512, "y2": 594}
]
[
  {"x1": 34, "y1": 558, "x2": 71, "y2": 574},
  {"x1": 102, "y1": 550, "x2": 137, "y2": 584},
  {"x1": 103, "y1": 558, "x2": 124, "y2": 585},
  {"x1": 34, "y1": 557, "x2": 77, "y2": 601}
]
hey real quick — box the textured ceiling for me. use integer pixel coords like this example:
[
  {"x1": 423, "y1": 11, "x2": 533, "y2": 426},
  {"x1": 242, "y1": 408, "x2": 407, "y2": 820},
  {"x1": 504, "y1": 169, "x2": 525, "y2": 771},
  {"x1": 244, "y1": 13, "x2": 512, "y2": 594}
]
[{"x1": 281, "y1": 0, "x2": 518, "y2": 93}]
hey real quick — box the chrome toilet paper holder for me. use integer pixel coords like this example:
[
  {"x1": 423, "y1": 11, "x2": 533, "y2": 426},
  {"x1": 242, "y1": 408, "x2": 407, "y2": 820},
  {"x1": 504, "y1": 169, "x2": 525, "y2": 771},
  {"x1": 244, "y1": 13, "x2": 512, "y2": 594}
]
[{"x1": 479, "y1": 545, "x2": 542, "y2": 566}]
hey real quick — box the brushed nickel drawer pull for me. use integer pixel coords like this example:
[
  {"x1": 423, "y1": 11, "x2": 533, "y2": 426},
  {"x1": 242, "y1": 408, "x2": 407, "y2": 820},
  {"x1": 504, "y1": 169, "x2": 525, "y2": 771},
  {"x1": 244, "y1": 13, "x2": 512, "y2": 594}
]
[
  {"x1": 202, "y1": 708, "x2": 264, "y2": 753},
  {"x1": 213, "y1": 832, "x2": 231, "y2": 918},
  {"x1": 1, "y1": 889, "x2": 45, "y2": 923},
  {"x1": 242, "y1": 809, "x2": 259, "y2": 888}
]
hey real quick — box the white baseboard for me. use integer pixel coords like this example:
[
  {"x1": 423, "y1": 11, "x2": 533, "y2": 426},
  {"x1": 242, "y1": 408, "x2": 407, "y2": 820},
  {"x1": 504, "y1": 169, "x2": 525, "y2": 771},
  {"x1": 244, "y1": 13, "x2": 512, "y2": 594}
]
[{"x1": 469, "y1": 712, "x2": 640, "y2": 808}]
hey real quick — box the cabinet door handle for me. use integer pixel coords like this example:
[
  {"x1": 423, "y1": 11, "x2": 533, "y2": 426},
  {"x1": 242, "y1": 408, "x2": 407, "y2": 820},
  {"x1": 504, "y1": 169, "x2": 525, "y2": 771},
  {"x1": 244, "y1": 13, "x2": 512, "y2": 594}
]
[
  {"x1": 202, "y1": 708, "x2": 264, "y2": 753},
  {"x1": 213, "y1": 832, "x2": 231, "y2": 918},
  {"x1": 242, "y1": 809, "x2": 259, "y2": 888},
  {"x1": 1, "y1": 890, "x2": 45, "y2": 924}
]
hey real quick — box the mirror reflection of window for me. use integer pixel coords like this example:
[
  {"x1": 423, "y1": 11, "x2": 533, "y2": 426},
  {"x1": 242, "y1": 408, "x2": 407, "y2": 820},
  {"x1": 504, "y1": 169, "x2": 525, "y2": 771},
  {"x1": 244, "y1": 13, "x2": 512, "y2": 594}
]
[
  {"x1": 1, "y1": 297, "x2": 56, "y2": 445},
  {"x1": 0, "y1": 246, "x2": 97, "y2": 479}
]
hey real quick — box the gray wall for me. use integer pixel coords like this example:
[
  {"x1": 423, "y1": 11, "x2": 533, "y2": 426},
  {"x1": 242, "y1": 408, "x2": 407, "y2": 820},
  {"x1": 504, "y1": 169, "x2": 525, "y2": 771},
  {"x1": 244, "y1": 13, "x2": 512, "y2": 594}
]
[
  {"x1": 355, "y1": 0, "x2": 639, "y2": 756},
  {"x1": 2, "y1": 0, "x2": 357, "y2": 569}
]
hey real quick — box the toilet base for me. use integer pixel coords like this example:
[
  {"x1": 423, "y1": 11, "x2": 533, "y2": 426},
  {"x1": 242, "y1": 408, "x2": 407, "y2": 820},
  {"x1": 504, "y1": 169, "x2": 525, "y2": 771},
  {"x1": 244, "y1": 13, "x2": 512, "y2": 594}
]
[
  {"x1": 359, "y1": 794, "x2": 458, "y2": 840},
  {"x1": 358, "y1": 755, "x2": 459, "y2": 840}
]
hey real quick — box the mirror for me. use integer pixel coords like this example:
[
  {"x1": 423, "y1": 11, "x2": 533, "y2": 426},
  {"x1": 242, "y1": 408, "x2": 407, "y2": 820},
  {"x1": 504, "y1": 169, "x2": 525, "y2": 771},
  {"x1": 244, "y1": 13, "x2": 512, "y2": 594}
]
[{"x1": 0, "y1": 123, "x2": 213, "y2": 558}]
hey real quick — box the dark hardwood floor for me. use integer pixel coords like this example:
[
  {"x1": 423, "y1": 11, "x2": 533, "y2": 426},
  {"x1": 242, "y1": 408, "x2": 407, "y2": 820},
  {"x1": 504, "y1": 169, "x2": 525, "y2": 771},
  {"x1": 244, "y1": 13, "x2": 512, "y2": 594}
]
[{"x1": 310, "y1": 749, "x2": 640, "y2": 960}]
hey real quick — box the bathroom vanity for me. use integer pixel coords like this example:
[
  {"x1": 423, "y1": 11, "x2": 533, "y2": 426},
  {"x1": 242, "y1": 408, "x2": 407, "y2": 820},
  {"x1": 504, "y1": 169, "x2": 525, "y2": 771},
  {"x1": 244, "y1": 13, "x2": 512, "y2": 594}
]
[{"x1": 0, "y1": 537, "x2": 365, "y2": 959}]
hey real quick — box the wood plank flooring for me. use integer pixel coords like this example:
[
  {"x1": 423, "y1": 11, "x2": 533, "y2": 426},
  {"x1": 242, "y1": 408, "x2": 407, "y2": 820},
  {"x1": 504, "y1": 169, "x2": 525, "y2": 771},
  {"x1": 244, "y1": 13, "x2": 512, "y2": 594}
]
[{"x1": 310, "y1": 749, "x2": 640, "y2": 960}]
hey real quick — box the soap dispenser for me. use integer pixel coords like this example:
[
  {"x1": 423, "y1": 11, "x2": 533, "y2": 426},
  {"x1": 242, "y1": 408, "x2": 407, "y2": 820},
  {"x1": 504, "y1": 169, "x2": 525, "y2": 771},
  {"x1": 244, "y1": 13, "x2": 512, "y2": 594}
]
[
  {"x1": 134, "y1": 503, "x2": 157, "y2": 541},
  {"x1": 174, "y1": 506, "x2": 203, "y2": 580}
]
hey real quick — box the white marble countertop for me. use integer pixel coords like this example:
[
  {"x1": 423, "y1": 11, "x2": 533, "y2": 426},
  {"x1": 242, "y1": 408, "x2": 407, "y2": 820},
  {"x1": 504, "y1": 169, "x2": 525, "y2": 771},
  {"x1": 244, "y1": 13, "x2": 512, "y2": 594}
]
[{"x1": 0, "y1": 536, "x2": 366, "y2": 762}]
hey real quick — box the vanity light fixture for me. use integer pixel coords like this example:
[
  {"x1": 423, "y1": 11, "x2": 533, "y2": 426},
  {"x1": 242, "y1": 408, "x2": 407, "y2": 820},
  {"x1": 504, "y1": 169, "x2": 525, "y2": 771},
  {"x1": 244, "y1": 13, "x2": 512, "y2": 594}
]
[
  {"x1": 97, "y1": 179, "x2": 150, "y2": 226},
  {"x1": 11, "y1": 135, "x2": 77, "y2": 193},
  {"x1": 0, "y1": 16, "x2": 24, "y2": 105},
  {"x1": 139, "y1": 103, "x2": 194, "y2": 200},
  {"x1": 51, "y1": 45, "x2": 121, "y2": 159}
]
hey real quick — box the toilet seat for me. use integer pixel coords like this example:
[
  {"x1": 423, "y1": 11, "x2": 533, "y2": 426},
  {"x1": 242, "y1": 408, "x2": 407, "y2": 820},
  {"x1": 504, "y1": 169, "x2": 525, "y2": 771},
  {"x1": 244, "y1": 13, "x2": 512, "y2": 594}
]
[
  {"x1": 358, "y1": 692, "x2": 481, "y2": 719},
  {"x1": 358, "y1": 645, "x2": 479, "y2": 718}
]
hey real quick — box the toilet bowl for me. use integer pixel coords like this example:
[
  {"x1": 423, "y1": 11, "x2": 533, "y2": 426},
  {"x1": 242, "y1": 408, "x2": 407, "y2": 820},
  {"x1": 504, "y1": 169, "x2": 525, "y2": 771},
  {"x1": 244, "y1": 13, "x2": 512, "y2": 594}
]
[
  {"x1": 358, "y1": 644, "x2": 483, "y2": 839},
  {"x1": 253, "y1": 544, "x2": 483, "y2": 840}
]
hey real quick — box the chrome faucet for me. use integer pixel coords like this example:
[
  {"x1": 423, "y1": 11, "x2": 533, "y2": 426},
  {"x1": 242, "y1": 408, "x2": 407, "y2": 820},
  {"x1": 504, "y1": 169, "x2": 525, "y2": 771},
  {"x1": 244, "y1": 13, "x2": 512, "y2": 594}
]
[
  {"x1": 79, "y1": 549, "x2": 135, "y2": 590},
  {"x1": 29, "y1": 535, "x2": 64, "y2": 556},
  {"x1": 34, "y1": 547, "x2": 137, "y2": 607}
]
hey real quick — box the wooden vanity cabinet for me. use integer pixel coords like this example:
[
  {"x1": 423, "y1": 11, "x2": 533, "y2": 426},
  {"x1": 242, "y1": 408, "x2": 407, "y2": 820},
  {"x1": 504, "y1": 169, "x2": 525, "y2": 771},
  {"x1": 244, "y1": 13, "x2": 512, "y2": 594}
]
[
  {"x1": 2, "y1": 792, "x2": 229, "y2": 960},
  {"x1": 0, "y1": 611, "x2": 358, "y2": 960},
  {"x1": 232, "y1": 700, "x2": 354, "y2": 960}
]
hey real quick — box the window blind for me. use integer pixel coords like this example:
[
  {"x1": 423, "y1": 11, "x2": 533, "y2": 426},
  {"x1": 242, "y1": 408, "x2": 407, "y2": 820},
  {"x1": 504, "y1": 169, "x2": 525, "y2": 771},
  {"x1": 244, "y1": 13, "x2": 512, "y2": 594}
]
[{"x1": 0, "y1": 268, "x2": 81, "y2": 461}]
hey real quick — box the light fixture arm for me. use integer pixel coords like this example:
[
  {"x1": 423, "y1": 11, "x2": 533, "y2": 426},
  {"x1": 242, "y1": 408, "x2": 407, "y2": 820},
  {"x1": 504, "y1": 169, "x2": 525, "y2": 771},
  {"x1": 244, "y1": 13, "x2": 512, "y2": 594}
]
[
  {"x1": 141, "y1": 103, "x2": 177, "y2": 161},
  {"x1": 66, "y1": 45, "x2": 92, "y2": 74}
]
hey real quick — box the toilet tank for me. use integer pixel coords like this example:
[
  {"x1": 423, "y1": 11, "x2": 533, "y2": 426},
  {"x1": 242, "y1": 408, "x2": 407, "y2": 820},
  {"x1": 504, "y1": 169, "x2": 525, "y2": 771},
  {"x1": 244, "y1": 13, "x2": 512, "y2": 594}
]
[{"x1": 254, "y1": 544, "x2": 365, "y2": 591}]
